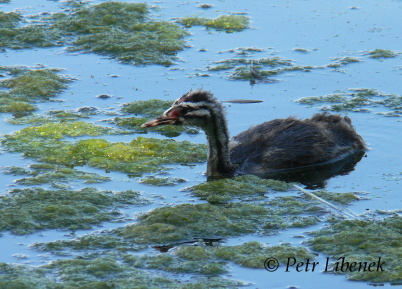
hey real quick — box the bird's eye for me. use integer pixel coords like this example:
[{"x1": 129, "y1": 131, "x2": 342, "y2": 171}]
[{"x1": 181, "y1": 107, "x2": 193, "y2": 115}]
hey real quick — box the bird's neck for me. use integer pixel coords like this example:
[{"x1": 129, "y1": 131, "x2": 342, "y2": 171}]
[{"x1": 203, "y1": 115, "x2": 235, "y2": 178}]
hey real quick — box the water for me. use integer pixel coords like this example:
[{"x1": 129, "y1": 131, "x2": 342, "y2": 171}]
[{"x1": 0, "y1": 0, "x2": 401, "y2": 288}]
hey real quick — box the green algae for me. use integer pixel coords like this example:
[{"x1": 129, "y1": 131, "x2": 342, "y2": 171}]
[
  {"x1": 307, "y1": 216, "x2": 402, "y2": 282},
  {"x1": 28, "y1": 183, "x2": 364, "y2": 286},
  {"x1": 0, "y1": 257, "x2": 243, "y2": 289},
  {"x1": 120, "y1": 98, "x2": 195, "y2": 135},
  {"x1": 3, "y1": 164, "x2": 110, "y2": 187},
  {"x1": 199, "y1": 4, "x2": 214, "y2": 9},
  {"x1": 33, "y1": 233, "x2": 146, "y2": 252},
  {"x1": 1, "y1": 2, "x2": 189, "y2": 66},
  {"x1": 187, "y1": 175, "x2": 291, "y2": 203},
  {"x1": 220, "y1": 47, "x2": 266, "y2": 55},
  {"x1": 0, "y1": 11, "x2": 59, "y2": 49},
  {"x1": 0, "y1": 100, "x2": 36, "y2": 113},
  {"x1": 3, "y1": 120, "x2": 114, "y2": 143},
  {"x1": 140, "y1": 176, "x2": 186, "y2": 186},
  {"x1": 113, "y1": 197, "x2": 329, "y2": 244},
  {"x1": 2, "y1": 121, "x2": 206, "y2": 176},
  {"x1": 113, "y1": 116, "x2": 199, "y2": 137},
  {"x1": 118, "y1": 99, "x2": 199, "y2": 136},
  {"x1": 230, "y1": 65, "x2": 316, "y2": 81},
  {"x1": 31, "y1": 185, "x2": 363, "y2": 248},
  {"x1": 35, "y1": 237, "x2": 313, "y2": 279},
  {"x1": 123, "y1": 252, "x2": 228, "y2": 275},
  {"x1": 171, "y1": 241, "x2": 314, "y2": 269},
  {"x1": 122, "y1": 99, "x2": 173, "y2": 117},
  {"x1": 0, "y1": 258, "x2": 175, "y2": 289},
  {"x1": 113, "y1": 203, "x2": 271, "y2": 244},
  {"x1": 50, "y1": 109, "x2": 92, "y2": 119},
  {"x1": 312, "y1": 190, "x2": 361, "y2": 205},
  {"x1": 0, "y1": 187, "x2": 149, "y2": 235},
  {"x1": 0, "y1": 263, "x2": 54, "y2": 289},
  {"x1": 211, "y1": 57, "x2": 293, "y2": 69},
  {"x1": 206, "y1": 54, "x2": 319, "y2": 81},
  {"x1": 123, "y1": 241, "x2": 314, "y2": 275},
  {"x1": 0, "y1": 67, "x2": 71, "y2": 112},
  {"x1": 296, "y1": 88, "x2": 402, "y2": 116},
  {"x1": 177, "y1": 15, "x2": 249, "y2": 33},
  {"x1": 293, "y1": 48, "x2": 311, "y2": 53},
  {"x1": 7, "y1": 110, "x2": 94, "y2": 125},
  {"x1": 208, "y1": 241, "x2": 314, "y2": 269},
  {"x1": 327, "y1": 57, "x2": 362, "y2": 68},
  {"x1": 366, "y1": 49, "x2": 399, "y2": 59},
  {"x1": 34, "y1": 232, "x2": 313, "y2": 277}
]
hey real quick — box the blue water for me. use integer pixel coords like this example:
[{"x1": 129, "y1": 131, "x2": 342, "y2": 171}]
[{"x1": 0, "y1": 0, "x2": 401, "y2": 288}]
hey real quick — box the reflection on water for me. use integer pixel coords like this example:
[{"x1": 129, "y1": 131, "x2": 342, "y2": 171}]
[{"x1": 262, "y1": 150, "x2": 366, "y2": 189}]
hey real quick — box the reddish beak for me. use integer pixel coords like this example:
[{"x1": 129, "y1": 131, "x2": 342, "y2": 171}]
[{"x1": 141, "y1": 116, "x2": 179, "y2": 128}]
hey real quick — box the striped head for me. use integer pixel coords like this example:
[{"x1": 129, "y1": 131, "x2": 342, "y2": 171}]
[{"x1": 142, "y1": 90, "x2": 226, "y2": 129}]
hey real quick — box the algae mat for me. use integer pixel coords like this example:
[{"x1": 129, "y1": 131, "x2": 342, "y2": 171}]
[{"x1": 0, "y1": 0, "x2": 401, "y2": 288}]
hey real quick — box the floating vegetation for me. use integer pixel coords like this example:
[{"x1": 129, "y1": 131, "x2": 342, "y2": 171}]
[
  {"x1": 113, "y1": 116, "x2": 199, "y2": 137},
  {"x1": 187, "y1": 175, "x2": 291, "y2": 203},
  {"x1": 312, "y1": 190, "x2": 361, "y2": 205},
  {"x1": 112, "y1": 190, "x2": 358, "y2": 244},
  {"x1": 34, "y1": 187, "x2": 361, "y2": 251},
  {"x1": 366, "y1": 49, "x2": 399, "y2": 59},
  {"x1": 123, "y1": 241, "x2": 314, "y2": 275},
  {"x1": 177, "y1": 14, "x2": 249, "y2": 33},
  {"x1": 206, "y1": 50, "x2": 319, "y2": 81},
  {"x1": 293, "y1": 48, "x2": 311, "y2": 53},
  {"x1": 0, "y1": 99, "x2": 36, "y2": 113},
  {"x1": 7, "y1": 110, "x2": 90, "y2": 125},
  {"x1": 199, "y1": 4, "x2": 214, "y2": 9},
  {"x1": 140, "y1": 176, "x2": 186, "y2": 186},
  {"x1": 124, "y1": 248, "x2": 228, "y2": 275},
  {"x1": 0, "y1": 258, "x2": 243, "y2": 288},
  {"x1": 0, "y1": 187, "x2": 149, "y2": 234},
  {"x1": 220, "y1": 47, "x2": 266, "y2": 56},
  {"x1": 197, "y1": 242, "x2": 315, "y2": 269},
  {"x1": 33, "y1": 232, "x2": 147, "y2": 252},
  {"x1": 2, "y1": 121, "x2": 207, "y2": 176},
  {"x1": 114, "y1": 203, "x2": 276, "y2": 244},
  {"x1": 31, "y1": 237, "x2": 312, "y2": 286},
  {"x1": 307, "y1": 216, "x2": 402, "y2": 282},
  {"x1": 117, "y1": 99, "x2": 200, "y2": 137},
  {"x1": 0, "y1": 67, "x2": 71, "y2": 112},
  {"x1": 3, "y1": 164, "x2": 110, "y2": 187},
  {"x1": 296, "y1": 88, "x2": 402, "y2": 116},
  {"x1": 28, "y1": 180, "x2": 364, "y2": 286},
  {"x1": 0, "y1": 2, "x2": 189, "y2": 66},
  {"x1": 7, "y1": 110, "x2": 97, "y2": 125},
  {"x1": 0, "y1": 11, "x2": 60, "y2": 49},
  {"x1": 122, "y1": 99, "x2": 174, "y2": 117},
  {"x1": 0, "y1": 11, "x2": 21, "y2": 29},
  {"x1": 327, "y1": 56, "x2": 362, "y2": 69},
  {"x1": 211, "y1": 57, "x2": 293, "y2": 69},
  {"x1": 7, "y1": 121, "x2": 116, "y2": 139}
]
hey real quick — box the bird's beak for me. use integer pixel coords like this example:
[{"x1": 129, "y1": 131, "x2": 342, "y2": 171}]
[{"x1": 141, "y1": 116, "x2": 179, "y2": 128}]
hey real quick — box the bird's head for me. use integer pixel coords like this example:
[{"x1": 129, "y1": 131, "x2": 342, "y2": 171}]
[{"x1": 141, "y1": 90, "x2": 224, "y2": 130}]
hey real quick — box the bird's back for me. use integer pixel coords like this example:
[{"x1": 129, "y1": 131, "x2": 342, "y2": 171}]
[{"x1": 229, "y1": 113, "x2": 366, "y2": 177}]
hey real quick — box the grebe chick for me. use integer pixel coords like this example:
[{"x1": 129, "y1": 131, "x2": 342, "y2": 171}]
[{"x1": 142, "y1": 90, "x2": 366, "y2": 182}]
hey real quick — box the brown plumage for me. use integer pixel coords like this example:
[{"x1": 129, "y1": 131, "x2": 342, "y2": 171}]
[{"x1": 142, "y1": 90, "x2": 366, "y2": 184}]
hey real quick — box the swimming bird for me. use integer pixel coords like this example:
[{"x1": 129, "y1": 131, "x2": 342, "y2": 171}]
[{"x1": 142, "y1": 90, "x2": 366, "y2": 184}]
